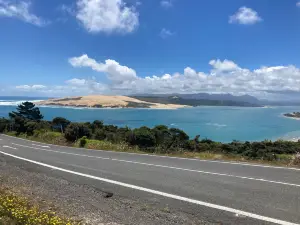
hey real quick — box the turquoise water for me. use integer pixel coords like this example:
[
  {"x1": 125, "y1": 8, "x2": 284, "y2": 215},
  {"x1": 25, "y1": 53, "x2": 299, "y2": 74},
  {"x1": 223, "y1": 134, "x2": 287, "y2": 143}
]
[{"x1": 1, "y1": 99, "x2": 300, "y2": 142}]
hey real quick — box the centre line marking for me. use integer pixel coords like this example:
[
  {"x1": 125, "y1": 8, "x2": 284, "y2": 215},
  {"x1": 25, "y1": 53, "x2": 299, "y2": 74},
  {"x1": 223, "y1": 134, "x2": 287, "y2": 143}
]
[
  {"x1": 0, "y1": 151, "x2": 298, "y2": 225},
  {"x1": 32, "y1": 144, "x2": 50, "y2": 148},
  {"x1": 3, "y1": 145, "x2": 17, "y2": 150}
]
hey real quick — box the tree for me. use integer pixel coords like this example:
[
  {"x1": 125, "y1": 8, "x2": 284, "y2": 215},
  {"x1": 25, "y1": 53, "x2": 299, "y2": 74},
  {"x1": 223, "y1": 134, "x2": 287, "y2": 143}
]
[
  {"x1": 52, "y1": 117, "x2": 70, "y2": 133},
  {"x1": 152, "y1": 125, "x2": 172, "y2": 147},
  {"x1": 92, "y1": 120, "x2": 104, "y2": 132},
  {"x1": 131, "y1": 126, "x2": 156, "y2": 148},
  {"x1": 64, "y1": 123, "x2": 91, "y2": 142},
  {"x1": 9, "y1": 101, "x2": 43, "y2": 121},
  {"x1": 0, "y1": 118, "x2": 9, "y2": 133},
  {"x1": 166, "y1": 128, "x2": 189, "y2": 150},
  {"x1": 12, "y1": 116, "x2": 27, "y2": 134}
]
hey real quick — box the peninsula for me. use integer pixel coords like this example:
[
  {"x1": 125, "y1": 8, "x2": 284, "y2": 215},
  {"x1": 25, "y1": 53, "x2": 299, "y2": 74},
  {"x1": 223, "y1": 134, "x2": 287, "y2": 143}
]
[
  {"x1": 36, "y1": 95, "x2": 188, "y2": 109},
  {"x1": 283, "y1": 112, "x2": 300, "y2": 119}
]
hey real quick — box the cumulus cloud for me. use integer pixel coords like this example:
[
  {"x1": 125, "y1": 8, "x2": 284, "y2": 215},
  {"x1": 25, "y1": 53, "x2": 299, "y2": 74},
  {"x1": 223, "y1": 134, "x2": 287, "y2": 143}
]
[
  {"x1": 159, "y1": 28, "x2": 174, "y2": 39},
  {"x1": 160, "y1": 0, "x2": 173, "y2": 8},
  {"x1": 15, "y1": 85, "x2": 47, "y2": 90},
  {"x1": 14, "y1": 56, "x2": 300, "y2": 100},
  {"x1": 209, "y1": 59, "x2": 239, "y2": 72},
  {"x1": 65, "y1": 78, "x2": 86, "y2": 86},
  {"x1": 68, "y1": 55, "x2": 300, "y2": 99},
  {"x1": 0, "y1": 0, "x2": 49, "y2": 26},
  {"x1": 229, "y1": 7, "x2": 262, "y2": 25},
  {"x1": 75, "y1": 0, "x2": 139, "y2": 34},
  {"x1": 14, "y1": 78, "x2": 108, "y2": 97},
  {"x1": 69, "y1": 54, "x2": 137, "y2": 83}
]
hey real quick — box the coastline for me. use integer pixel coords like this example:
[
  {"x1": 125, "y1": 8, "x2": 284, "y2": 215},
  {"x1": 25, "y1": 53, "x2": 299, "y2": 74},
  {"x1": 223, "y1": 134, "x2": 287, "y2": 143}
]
[
  {"x1": 282, "y1": 113, "x2": 300, "y2": 121},
  {"x1": 37, "y1": 104, "x2": 187, "y2": 110},
  {"x1": 36, "y1": 95, "x2": 189, "y2": 110}
]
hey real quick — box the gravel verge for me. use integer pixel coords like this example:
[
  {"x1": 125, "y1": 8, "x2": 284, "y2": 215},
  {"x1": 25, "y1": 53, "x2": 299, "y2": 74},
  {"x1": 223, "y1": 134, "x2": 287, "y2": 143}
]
[{"x1": 0, "y1": 154, "x2": 216, "y2": 225}]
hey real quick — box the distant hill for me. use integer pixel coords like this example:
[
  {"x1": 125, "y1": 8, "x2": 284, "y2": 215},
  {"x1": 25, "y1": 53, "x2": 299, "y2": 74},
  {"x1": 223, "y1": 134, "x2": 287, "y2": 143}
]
[
  {"x1": 132, "y1": 96, "x2": 262, "y2": 107},
  {"x1": 133, "y1": 93, "x2": 260, "y2": 104},
  {"x1": 178, "y1": 93, "x2": 260, "y2": 104}
]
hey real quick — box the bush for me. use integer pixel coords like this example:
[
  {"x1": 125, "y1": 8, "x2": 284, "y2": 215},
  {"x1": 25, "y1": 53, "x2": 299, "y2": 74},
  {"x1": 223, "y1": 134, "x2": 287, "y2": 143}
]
[
  {"x1": 25, "y1": 121, "x2": 38, "y2": 136},
  {"x1": 79, "y1": 136, "x2": 87, "y2": 147},
  {"x1": 0, "y1": 118, "x2": 9, "y2": 132},
  {"x1": 94, "y1": 129, "x2": 106, "y2": 140},
  {"x1": 52, "y1": 117, "x2": 70, "y2": 132},
  {"x1": 131, "y1": 127, "x2": 156, "y2": 148},
  {"x1": 64, "y1": 123, "x2": 91, "y2": 142}
]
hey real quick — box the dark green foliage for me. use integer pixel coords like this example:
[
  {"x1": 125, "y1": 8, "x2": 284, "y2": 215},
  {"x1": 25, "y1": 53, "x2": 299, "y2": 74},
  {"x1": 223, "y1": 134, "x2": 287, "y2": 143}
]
[
  {"x1": 9, "y1": 102, "x2": 43, "y2": 121},
  {"x1": 52, "y1": 117, "x2": 70, "y2": 132},
  {"x1": 0, "y1": 118, "x2": 9, "y2": 133},
  {"x1": 5, "y1": 103, "x2": 300, "y2": 161},
  {"x1": 92, "y1": 120, "x2": 104, "y2": 132},
  {"x1": 79, "y1": 136, "x2": 88, "y2": 147},
  {"x1": 64, "y1": 123, "x2": 91, "y2": 142},
  {"x1": 94, "y1": 129, "x2": 106, "y2": 140},
  {"x1": 12, "y1": 116, "x2": 27, "y2": 134},
  {"x1": 130, "y1": 126, "x2": 156, "y2": 148},
  {"x1": 103, "y1": 125, "x2": 118, "y2": 133}
]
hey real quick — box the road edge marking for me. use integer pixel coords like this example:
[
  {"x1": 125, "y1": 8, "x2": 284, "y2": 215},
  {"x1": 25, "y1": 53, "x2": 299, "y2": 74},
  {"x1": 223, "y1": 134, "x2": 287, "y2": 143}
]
[{"x1": 0, "y1": 150, "x2": 298, "y2": 225}]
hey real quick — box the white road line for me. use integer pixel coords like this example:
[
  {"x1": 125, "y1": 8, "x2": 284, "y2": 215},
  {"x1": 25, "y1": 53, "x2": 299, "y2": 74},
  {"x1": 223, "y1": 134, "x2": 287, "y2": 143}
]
[
  {"x1": 11, "y1": 143, "x2": 300, "y2": 188},
  {"x1": 2, "y1": 134, "x2": 300, "y2": 171},
  {"x1": 0, "y1": 151, "x2": 298, "y2": 225},
  {"x1": 32, "y1": 144, "x2": 50, "y2": 148},
  {"x1": 3, "y1": 145, "x2": 17, "y2": 150}
]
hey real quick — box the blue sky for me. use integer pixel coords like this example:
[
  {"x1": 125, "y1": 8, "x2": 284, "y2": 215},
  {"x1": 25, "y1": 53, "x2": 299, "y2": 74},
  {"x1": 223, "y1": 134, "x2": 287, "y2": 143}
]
[{"x1": 1, "y1": 0, "x2": 300, "y2": 100}]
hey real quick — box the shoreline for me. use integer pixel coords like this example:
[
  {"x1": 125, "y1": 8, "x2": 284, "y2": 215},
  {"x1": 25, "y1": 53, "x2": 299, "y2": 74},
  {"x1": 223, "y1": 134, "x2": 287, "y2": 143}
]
[
  {"x1": 282, "y1": 113, "x2": 300, "y2": 121},
  {"x1": 35, "y1": 95, "x2": 189, "y2": 110},
  {"x1": 37, "y1": 104, "x2": 187, "y2": 110}
]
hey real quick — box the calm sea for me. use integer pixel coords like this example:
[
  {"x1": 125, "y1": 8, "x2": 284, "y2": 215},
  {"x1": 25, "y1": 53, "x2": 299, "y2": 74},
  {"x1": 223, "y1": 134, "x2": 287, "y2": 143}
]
[{"x1": 1, "y1": 96, "x2": 300, "y2": 142}]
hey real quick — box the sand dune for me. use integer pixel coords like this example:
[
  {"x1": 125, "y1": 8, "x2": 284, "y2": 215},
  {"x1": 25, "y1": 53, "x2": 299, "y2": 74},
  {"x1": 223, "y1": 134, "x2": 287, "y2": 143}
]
[{"x1": 36, "y1": 95, "x2": 188, "y2": 109}]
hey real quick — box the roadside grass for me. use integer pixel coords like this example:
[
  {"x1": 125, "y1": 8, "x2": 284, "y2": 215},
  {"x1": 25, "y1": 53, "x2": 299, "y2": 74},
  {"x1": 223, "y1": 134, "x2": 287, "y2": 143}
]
[
  {"x1": 4, "y1": 131, "x2": 298, "y2": 167},
  {"x1": 0, "y1": 188, "x2": 76, "y2": 225}
]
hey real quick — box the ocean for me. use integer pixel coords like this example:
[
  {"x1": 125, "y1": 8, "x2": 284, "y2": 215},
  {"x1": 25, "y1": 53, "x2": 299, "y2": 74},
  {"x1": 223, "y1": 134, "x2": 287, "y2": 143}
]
[{"x1": 1, "y1": 96, "x2": 300, "y2": 142}]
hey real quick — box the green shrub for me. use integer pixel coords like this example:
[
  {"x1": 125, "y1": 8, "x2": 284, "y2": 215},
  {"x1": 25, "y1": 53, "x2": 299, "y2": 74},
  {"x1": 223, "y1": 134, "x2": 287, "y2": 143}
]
[
  {"x1": 0, "y1": 118, "x2": 9, "y2": 133},
  {"x1": 94, "y1": 129, "x2": 106, "y2": 140},
  {"x1": 52, "y1": 117, "x2": 70, "y2": 132},
  {"x1": 64, "y1": 123, "x2": 91, "y2": 142},
  {"x1": 131, "y1": 126, "x2": 156, "y2": 148},
  {"x1": 79, "y1": 136, "x2": 87, "y2": 147}
]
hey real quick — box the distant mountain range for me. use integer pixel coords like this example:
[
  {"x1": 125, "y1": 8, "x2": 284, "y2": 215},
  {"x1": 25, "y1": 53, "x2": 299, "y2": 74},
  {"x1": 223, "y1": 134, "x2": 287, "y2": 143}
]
[
  {"x1": 132, "y1": 95, "x2": 262, "y2": 107},
  {"x1": 132, "y1": 93, "x2": 300, "y2": 106}
]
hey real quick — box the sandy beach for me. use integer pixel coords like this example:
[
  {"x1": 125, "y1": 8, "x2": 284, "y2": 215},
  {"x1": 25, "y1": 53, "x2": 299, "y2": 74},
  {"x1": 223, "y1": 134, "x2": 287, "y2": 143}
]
[{"x1": 36, "y1": 95, "x2": 189, "y2": 109}]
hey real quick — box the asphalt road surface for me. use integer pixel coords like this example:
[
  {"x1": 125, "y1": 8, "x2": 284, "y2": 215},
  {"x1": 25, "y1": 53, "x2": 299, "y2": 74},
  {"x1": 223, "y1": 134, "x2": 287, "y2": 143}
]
[{"x1": 0, "y1": 134, "x2": 299, "y2": 225}]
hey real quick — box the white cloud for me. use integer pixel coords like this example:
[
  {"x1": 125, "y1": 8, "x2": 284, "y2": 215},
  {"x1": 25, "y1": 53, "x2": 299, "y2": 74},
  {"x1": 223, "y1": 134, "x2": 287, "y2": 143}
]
[
  {"x1": 160, "y1": 0, "x2": 172, "y2": 8},
  {"x1": 297, "y1": 2, "x2": 300, "y2": 7},
  {"x1": 209, "y1": 59, "x2": 239, "y2": 72},
  {"x1": 229, "y1": 7, "x2": 262, "y2": 25},
  {"x1": 13, "y1": 56, "x2": 300, "y2": 100},
  {"x1": 59, "y1": 4, "x2": 75, "y2": 16},
  {"x1": 0, "y1": 0, "x2": 49, "y2": 26},
  {"x1": 65, "y1": 78, "x2": 86, "y2": 86},
  {"x1": 16, "y1": 85, "x2": 47, "y2": 90},
  {"x1": 159, "y1": 28, "x2": 174, "y2": 39},
  {"x1": 67, "y1": 55, "x2": 300, "y2": 99},
  {"x1": 69, "y1": 54, "x2": 137, "y2": 83},
  {"x1": 76, "y1": 0, "x2": 139, "y2": 34}
]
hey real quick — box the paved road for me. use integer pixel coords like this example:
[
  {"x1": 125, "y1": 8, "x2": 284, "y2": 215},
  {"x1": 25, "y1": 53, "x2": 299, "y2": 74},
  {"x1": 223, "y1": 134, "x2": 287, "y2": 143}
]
[{"x1": 0, "y1": 134, "x2": 299, "y2": 225}]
